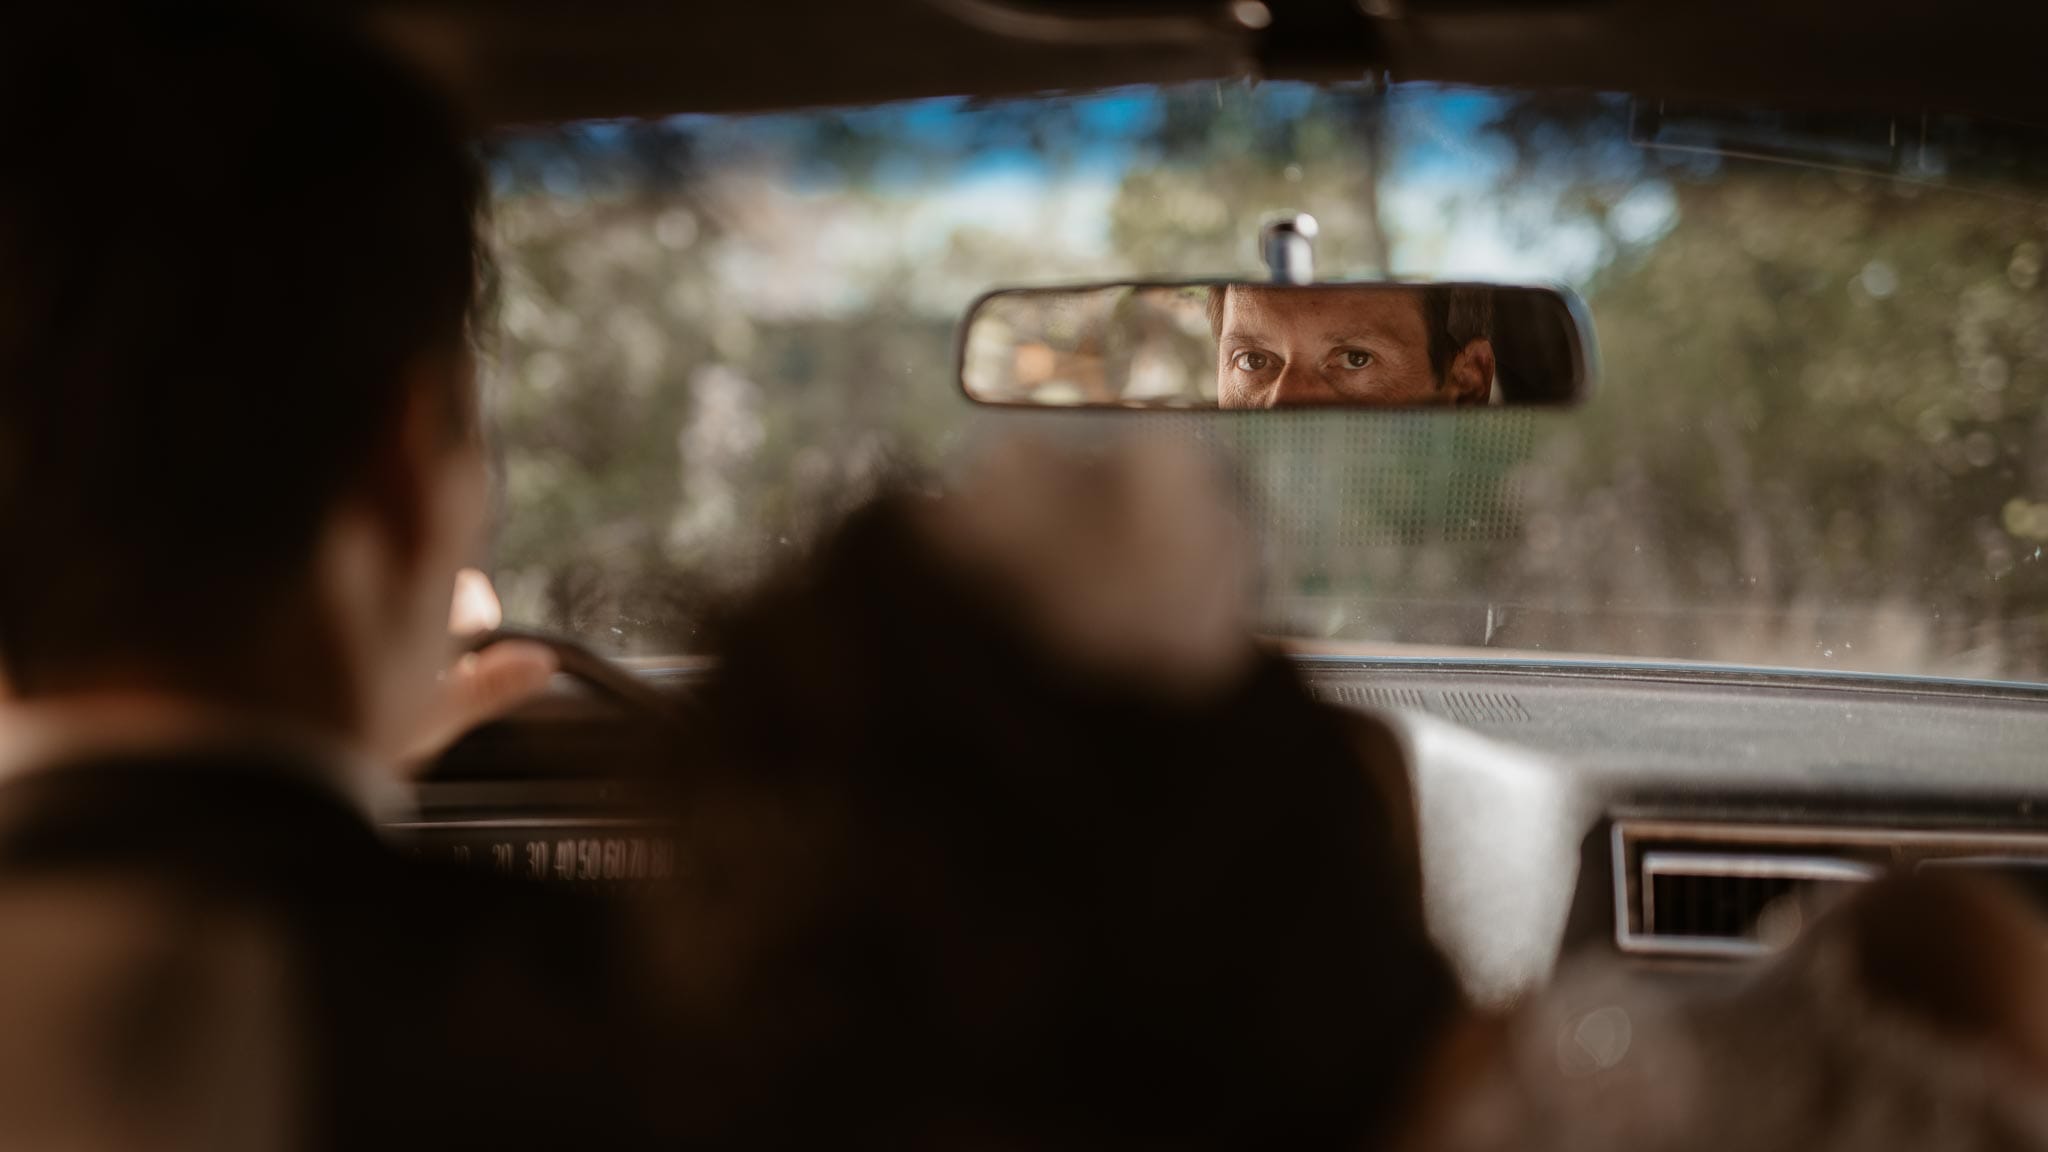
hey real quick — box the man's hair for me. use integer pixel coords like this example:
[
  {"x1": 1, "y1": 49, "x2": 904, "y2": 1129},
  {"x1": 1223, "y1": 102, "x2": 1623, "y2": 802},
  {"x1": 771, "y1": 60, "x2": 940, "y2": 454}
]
[
  {"x1": 685, "y1": 497, "x2": 1460, "y2": 1151},
  {"x1": 1206, "y1": 283, "x2": 1494, "y2": 381},
  {"x1": 1419, "y1": 284, "x2": 1494, "y2": 380},
  {"x1": 0, "y1": 2, "x2": 482, "y2": 692}
]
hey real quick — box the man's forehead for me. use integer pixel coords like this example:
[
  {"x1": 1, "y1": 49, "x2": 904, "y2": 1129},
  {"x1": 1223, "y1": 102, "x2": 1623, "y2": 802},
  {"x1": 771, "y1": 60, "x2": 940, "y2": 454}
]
[{"x1": 1222, "y1": 285, "x2": 1427, "y2": 335}]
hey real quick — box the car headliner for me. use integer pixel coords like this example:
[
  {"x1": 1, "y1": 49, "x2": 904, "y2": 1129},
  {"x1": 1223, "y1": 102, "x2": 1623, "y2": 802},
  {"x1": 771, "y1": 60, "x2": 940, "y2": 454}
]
[{"x1": 345, "y1": 0, "x2": 2048, "y2": 130}]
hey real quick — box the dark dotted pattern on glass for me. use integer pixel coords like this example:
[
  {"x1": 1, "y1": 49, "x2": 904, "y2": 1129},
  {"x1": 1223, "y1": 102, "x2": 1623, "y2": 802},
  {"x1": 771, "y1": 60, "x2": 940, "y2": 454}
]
[{"x1": 1166, "y1": 411, "x2": 1533, "y2": 558}]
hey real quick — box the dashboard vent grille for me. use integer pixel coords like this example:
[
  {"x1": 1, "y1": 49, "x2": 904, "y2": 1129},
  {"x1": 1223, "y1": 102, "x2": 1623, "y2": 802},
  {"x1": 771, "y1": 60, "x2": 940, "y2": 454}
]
[
  {"x1": 1646, "y1": 869, "x2": 1792, "y2": 940},
  {"x1": 1437, "y1": 690, "x2": 1529, "y2": 725},
  {"x1": 1640, "y1": 852, "x2": 1876, "y2": 951},
  {"x1": 1312, "y1": 684, "x2": 1427, "y2": 711},
  {"x1": 1616, "y1": 820, "x2": 2048, "y2": 961}
]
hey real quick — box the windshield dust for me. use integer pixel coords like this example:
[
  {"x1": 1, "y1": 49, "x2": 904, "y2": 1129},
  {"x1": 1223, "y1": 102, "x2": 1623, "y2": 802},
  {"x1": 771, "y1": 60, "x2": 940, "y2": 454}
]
[{"x1": 482, "y1": 82, "x2": 2048, "y2": 682}]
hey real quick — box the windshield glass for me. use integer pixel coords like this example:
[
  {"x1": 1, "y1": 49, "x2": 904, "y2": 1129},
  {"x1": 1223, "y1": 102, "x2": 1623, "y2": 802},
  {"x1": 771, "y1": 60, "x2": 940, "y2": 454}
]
[{"x1": 482, "y1": 81, "x2": 2048, "y2": 681}]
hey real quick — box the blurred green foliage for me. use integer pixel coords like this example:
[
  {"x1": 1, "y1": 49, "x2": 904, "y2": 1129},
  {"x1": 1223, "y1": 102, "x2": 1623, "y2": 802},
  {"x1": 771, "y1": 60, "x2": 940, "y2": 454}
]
[{"x1": 481, "y1": 82, "x2": 2048, "y2": 679}]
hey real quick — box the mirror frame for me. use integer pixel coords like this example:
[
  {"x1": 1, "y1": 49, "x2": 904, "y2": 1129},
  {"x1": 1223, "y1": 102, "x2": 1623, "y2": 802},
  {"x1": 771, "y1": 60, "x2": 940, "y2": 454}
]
[{"x1": 955, "y1": 278, "x2": 1600, "y2": 411}]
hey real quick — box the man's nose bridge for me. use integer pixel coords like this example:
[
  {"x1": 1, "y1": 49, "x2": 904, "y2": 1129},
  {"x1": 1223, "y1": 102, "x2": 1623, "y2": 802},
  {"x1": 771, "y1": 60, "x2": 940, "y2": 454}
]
[{"x1": 1272, "y1": 358, "x2": 1317, "y2": 403}]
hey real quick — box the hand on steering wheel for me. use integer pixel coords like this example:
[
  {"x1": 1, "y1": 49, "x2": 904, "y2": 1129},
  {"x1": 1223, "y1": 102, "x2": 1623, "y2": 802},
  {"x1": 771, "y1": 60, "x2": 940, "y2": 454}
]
[{"x1": 398, "y1": 569, "x2": 559, "y2": 770}]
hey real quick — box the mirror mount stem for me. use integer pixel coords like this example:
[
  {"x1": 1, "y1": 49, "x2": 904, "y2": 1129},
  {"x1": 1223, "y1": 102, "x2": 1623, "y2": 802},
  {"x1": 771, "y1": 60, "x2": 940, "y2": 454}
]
[{"x1": 1259, "y1": 213, "x2": 1320, "y2": 284}]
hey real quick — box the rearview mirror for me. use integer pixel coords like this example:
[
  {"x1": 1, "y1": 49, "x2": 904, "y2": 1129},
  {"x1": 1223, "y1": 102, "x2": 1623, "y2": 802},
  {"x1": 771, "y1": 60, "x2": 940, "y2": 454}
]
[{"x1": 959, "y1": 281, "x2": 1593, "y2": 410}]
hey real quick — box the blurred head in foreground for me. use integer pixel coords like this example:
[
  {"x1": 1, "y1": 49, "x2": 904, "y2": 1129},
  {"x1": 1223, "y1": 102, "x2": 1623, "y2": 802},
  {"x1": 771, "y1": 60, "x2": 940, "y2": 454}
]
[
  {"x1": 0, "y1": 1, "x2": 486, "y2": 754},
  {"x1": 660, "y1": 435, "x2": 1460, "y2": 1151},
  {"x1": 1404, "y1": 871, "x2": 2048, "y2": 1152}
]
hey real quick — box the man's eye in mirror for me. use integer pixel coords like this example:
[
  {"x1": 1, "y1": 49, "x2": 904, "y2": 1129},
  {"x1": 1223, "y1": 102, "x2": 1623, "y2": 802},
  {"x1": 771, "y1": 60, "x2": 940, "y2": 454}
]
[{"x1": 958, "y1": 280, "x2": 1593, "y2": 411}]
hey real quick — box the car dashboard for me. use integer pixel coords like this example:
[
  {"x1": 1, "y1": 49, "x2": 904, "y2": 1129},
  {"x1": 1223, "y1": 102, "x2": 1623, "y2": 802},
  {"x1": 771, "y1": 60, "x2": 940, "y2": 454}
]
[{"x1": 402, "y1": 658, "x2": 2048, "y2": 1005}]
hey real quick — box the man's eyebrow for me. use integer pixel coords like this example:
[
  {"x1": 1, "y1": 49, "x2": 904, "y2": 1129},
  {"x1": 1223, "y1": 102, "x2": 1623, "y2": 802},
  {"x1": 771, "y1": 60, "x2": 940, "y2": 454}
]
[{"x1": 1319, "y1": 325, "x2": 1399, "y2": 345}]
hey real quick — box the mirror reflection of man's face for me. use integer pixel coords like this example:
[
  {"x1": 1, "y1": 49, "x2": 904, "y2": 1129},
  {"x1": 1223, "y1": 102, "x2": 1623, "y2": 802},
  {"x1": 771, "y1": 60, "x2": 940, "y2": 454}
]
[{"x1": 1214, "y1": 285, "x2": 1493, "y2": 409}]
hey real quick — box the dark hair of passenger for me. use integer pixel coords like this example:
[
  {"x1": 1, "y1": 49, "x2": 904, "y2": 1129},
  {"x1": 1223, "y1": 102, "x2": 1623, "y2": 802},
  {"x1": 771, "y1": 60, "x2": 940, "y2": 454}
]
[
  {"x1": 669, "y1": 497, "x2": 1460, "y2": 1152},
  {"x1": 1205, "y1": 283, "x2": 1494, "y2": 381},
  {"x1": 0, "y1": 1, "x2": 481, "y2": 696}
]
